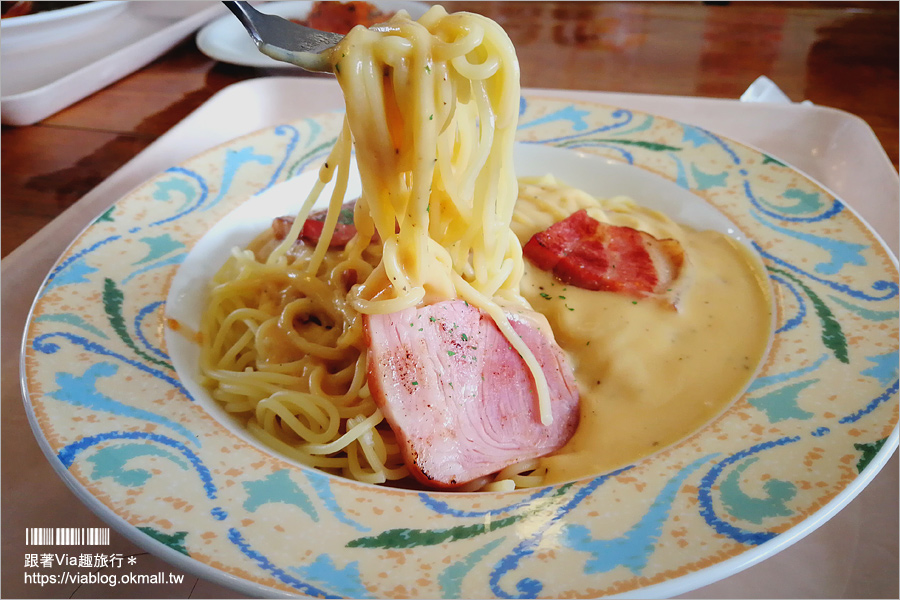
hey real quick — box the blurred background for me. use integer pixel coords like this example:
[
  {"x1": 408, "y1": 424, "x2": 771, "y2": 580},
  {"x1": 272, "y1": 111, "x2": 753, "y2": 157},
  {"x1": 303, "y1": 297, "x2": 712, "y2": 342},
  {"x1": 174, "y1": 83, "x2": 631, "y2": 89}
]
[{"x1": 2, "y1": 1, "x2": 897, "y2": 257}]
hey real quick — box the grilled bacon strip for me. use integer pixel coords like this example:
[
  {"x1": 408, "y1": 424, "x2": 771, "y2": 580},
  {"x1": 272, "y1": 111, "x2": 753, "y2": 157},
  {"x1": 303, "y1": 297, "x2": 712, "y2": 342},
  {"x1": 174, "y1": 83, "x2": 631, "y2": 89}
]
[
  {"x1": 272, "y1": 202, "x2": 357, "y2": 248},
  {"x1": 523, "y1": 209, "x2": 686, "y2": 304},
  {"x1": 365, "y1": 300, "x2": 580, "y2": 489}
]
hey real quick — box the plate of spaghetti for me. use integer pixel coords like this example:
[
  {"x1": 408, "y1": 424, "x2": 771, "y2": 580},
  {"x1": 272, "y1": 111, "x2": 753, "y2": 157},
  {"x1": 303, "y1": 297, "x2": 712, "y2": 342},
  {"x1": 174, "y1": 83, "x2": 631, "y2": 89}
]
[{"x1": 22, "y1": 5, "x2": 898, "y2": 598}]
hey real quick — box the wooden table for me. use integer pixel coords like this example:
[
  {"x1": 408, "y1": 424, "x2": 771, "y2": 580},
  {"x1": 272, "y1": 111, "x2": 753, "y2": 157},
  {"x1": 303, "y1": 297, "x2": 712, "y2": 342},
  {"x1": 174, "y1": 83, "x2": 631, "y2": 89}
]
[
  {"x1": 2, "y1": 2, "x2": 898, "y2": 599},
  {"x1": 2, "y1": 1, "x2": 897, "y2": 258}
]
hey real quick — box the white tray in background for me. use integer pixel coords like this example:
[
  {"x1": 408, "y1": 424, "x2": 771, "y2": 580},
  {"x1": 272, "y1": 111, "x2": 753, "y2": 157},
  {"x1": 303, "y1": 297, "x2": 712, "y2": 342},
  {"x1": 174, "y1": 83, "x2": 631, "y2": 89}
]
[
  {"x1": 1, "y1": 78, "x2": 896, "y2": 599},
  {"x1": 0, "y1": 1, "x2": 225, "y2": 126}
]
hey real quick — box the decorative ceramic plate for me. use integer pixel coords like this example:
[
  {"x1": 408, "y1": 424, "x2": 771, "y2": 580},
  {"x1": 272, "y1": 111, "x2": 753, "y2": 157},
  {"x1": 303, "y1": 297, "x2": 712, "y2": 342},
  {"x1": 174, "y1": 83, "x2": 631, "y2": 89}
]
[{"x1": 22, "y1": 97, "x2": 899, "y2": 598}]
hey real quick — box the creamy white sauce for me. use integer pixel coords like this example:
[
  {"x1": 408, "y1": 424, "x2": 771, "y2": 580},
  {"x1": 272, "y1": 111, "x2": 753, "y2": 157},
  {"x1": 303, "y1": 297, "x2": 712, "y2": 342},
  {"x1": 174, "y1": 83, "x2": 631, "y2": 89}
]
[{"x1": 512, "y1": 177, "x2": 773, "y2": 484}]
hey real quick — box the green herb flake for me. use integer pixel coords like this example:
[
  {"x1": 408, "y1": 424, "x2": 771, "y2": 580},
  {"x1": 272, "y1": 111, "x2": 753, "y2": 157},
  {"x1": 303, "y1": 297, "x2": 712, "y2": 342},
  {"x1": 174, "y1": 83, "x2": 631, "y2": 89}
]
[
  {"x1": 461, "y1": 333, "x2": 468, "y2": 341},
  {"x1": 447, "y1": 351, "x2": 456, "y2": 357},
  {"x1": 337, "y1": 208, "x2": 355, "y2": 225},
  {"x1": 540, "y1": 292, "x2": 552, "y2": 300},
  {"x1": 412, "y1": 381, "x2": 418, "y2": 386}
]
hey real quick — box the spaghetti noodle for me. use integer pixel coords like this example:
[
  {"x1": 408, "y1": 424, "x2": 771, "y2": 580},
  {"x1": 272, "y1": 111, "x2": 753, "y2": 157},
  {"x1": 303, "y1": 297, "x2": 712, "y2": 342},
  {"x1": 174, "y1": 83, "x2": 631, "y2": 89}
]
[{"x1": 200, "y1": 6, "x2": 543, "y2": 487}]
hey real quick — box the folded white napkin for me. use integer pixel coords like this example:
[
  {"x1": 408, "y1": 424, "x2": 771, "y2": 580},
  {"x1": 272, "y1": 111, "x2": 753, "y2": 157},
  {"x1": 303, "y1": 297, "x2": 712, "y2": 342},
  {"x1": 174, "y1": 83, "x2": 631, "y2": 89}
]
[{"x1": 740, "y1": 75, "x2": 813, "y2": 105}]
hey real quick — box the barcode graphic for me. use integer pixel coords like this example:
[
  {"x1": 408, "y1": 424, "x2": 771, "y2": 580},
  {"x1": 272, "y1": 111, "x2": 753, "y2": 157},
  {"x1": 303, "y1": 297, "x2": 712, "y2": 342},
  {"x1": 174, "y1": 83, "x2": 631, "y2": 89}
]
[{"x1": 26, "y1": 528, "x2": 110, "y2": 546}]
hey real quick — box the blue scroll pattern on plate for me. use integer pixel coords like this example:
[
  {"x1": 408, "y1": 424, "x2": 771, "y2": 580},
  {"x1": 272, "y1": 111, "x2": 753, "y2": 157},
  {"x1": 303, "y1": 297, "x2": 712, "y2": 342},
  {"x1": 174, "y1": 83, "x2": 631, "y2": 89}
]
[{"x1": 24, "y1": 99, "x2": 898, "y2": 598}]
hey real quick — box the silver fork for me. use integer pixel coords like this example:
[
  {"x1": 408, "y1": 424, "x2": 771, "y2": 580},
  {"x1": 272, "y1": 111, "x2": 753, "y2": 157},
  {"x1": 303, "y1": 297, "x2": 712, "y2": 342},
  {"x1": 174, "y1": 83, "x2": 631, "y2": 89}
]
[{"x1": 223, "y1": 1, "x2": 343, "y2": 72}]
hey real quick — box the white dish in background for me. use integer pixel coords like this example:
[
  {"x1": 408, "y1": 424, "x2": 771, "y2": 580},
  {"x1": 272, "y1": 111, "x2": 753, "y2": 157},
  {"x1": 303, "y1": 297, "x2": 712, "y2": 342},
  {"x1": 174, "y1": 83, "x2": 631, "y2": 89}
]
[
  {"x1": 0, "y1": 1, "x2": 128, "y2": 51},
  {"x1": 0, "y1": 1, "x2": 224, "y2": 126},
  {"x1": 196, "y1": 0, "x2": 430, "y2": 68}
]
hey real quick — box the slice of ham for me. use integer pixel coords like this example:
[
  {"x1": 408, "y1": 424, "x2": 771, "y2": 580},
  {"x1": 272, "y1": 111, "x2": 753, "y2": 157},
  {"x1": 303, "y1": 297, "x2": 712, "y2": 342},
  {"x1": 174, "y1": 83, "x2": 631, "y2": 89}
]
[
  {"x1": 272, "y1": 202, "x2": 357, "y2": 248},
  {"x1": 523, "y1": 209, "x2": 686, "y2": 304},
  {"x1": 365, "y1": 300, "x2": 580, "y2": 488}
]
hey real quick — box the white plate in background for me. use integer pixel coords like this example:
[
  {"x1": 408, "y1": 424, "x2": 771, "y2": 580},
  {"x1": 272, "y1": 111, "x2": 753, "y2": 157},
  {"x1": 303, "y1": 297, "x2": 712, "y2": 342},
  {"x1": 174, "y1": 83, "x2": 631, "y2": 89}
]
[
  {"x1": 0, "y1": 1, "x2": 128, "y2": 51},
  {"x1": 196, "y1": 0, "x2": 430, "y2": 68},
  {"x1": 0, "y1": 2, "x2": 224, "y2": 126}
]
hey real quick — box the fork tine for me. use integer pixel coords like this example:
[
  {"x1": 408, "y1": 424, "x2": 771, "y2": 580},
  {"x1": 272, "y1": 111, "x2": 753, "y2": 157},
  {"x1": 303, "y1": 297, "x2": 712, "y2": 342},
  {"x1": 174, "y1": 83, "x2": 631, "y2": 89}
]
[{"x1": 222, "y1": 1, "x2": 343, "y2": 69}]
